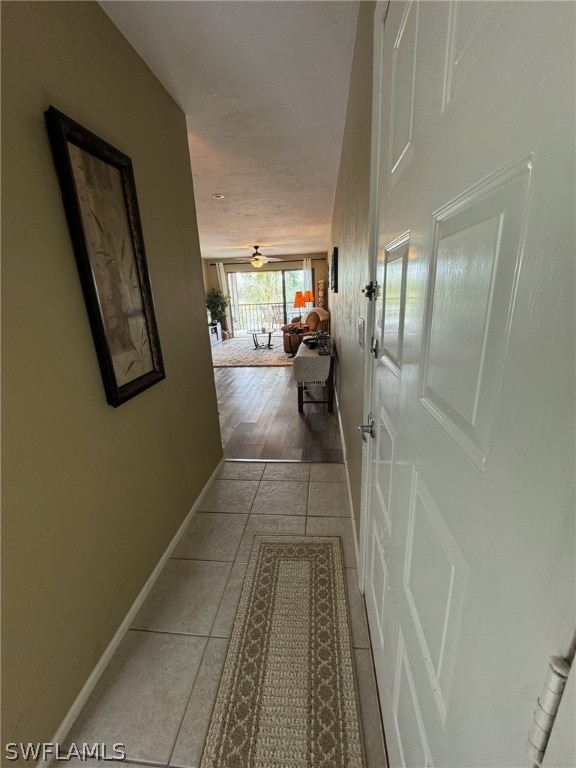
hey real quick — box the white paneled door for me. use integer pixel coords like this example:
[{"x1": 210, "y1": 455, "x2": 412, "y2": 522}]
[{"x1": 361, "y1": 2, "x2": 575, "y2": 766}]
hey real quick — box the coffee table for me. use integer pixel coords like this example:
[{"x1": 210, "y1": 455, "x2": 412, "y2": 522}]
[{"x1": 247, "y1": 329, "x2": 274, "y2": 349}]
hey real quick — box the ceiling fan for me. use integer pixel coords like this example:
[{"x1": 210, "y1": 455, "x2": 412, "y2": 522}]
[{"x1": 231, "y1": 246, "x2": 283, "y2": 269}]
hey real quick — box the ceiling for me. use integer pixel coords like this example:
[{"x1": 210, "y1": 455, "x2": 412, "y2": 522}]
[{"x1": 100, "y1": 0, "x2": 359, "y2": 262}]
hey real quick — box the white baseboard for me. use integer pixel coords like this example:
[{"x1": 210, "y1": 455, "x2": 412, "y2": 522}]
[
  {"x1": 39, "y1": 457, "x2": 225, "y2": 768},
  {"x1": 334, "y1": 388, "x2": 361, "y2": 575},
  {"x1": 334, "y1": 386, "x2": 348, "y2": 464},
  {"x1": 346, "y1": 465, "x2": 361, "y2": 577}
]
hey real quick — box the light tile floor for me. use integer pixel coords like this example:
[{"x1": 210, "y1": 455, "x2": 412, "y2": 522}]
[{"x1": 67, "y1": 461, "x2": 387, "y2": 768}]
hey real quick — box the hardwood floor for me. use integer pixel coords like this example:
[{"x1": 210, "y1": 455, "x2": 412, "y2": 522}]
[{"x1": 213, "y1": 366, "x2": 344, "y2": 462}]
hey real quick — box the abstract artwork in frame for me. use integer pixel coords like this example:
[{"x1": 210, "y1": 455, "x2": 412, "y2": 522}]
[
  {"x1": 330, "y1": 246, "x2": 338, "y2": 293},
  {"x1": 45, "y1": 106, "x2": 165, "y2": 407}
]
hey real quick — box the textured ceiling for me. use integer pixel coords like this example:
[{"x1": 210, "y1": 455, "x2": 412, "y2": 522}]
[{"x1": 100, "y1": 0, "x2": 359, "y2": 261}]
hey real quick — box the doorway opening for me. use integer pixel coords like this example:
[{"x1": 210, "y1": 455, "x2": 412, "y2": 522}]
[
  {"x1": 210, "y1": 262, "x2": 342, "y2": 462},
  {"x1": 226, "y1": 268, "x2": 313, "y2": 334}
]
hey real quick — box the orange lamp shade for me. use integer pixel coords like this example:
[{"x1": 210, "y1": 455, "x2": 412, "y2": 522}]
[
  {"x1": 303, "y1": 290, "x2": 314, "y2": 303},
  {"x1": 293, "y1": 291, "x2": 306, "y2": 309}
]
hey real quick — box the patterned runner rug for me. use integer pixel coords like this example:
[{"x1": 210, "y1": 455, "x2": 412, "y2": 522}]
[
  {"x1": 211, "y1": 337, "x2": 292, "y2": 367},
  {"x1": 200, "y1": 536, "x2": 365, "y2": 768}
]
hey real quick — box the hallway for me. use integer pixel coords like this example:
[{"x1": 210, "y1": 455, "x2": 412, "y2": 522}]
[
  {"x1": 214, "y1": 367, "x2": 344, "y2": 462},
  {"x1": 4, "y1": 3, "x2": 574, "y2": 762},
  {"x1": 66, "y1": 461, "x2": 387, "y2": 767}
]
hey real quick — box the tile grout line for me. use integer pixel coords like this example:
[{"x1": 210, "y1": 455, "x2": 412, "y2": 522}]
[
  {"x1": 170, "y1": 556, "x2": 239, "y2": 565},
  {"x1": 130, "y1": 627, "x2": 220, "y2": 640},
  {"x1": 126, "y1": 462, "x2": 360, "y2": 768},
  {"x1": 115, "y1": 757, "x2": 175, "y2": 768},
  {"x1": 165, "y1": 632, "x2": 208, "y2": 768},
  {"x1": 165, "y1": 462, "x2": 257, "y2": 768}
]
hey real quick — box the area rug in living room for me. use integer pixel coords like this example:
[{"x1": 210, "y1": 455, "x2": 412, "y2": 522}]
[
  {"x1": 211, "y1": 336, "x2": 292, "y2": 367},
  {"x1": 200, "y1": 536, "x2": 365, "y2": 768}
]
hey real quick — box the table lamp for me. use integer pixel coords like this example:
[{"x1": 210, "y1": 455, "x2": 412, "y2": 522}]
[
  {"x1": 303, "y1": 290, "x2": 314, "y2": 310},
  {"x1": 293, "y1": 291, "x2": 306, "y2": 327}
]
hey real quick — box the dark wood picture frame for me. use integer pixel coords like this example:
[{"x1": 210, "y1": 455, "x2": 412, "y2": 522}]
[
  {"x1": 45, "y1": 106, "x2": 165, "y2": 407},
  {"x1": 330, "y1": 246, "x2": 339, "y2": 293}
]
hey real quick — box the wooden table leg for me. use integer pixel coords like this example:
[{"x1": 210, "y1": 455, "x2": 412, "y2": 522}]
[
  {"x1": 288, "y1": 334, "x2": 299, "y2": 356},
  {"x1": 298, "y1": 384, "x2": 304, "y2": 412},
  {"x1": 327, "y1": 359, "x2": 334, "y2": 412}
]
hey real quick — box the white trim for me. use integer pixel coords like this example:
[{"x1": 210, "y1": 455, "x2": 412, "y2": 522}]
[
  {"x1": 334, "y1": 387, "x2": 361, "y2": 575},
  {"x1": 39, "y1": 457, "x2": 225, "y2": 768},
  {"x1": 334, "y1": 385, "x2": 347, "y2": 464},
  {"x1": 358, "y1": 439, "x2": 370, "y2": 594},
  {"x1": 360, "y1": 0, "x2": 391, "y2": 597}
]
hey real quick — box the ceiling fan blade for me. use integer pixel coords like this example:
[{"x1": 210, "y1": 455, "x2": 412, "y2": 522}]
[{"x1": 218, "y1": 248, "x2": 284, "y2": 264}]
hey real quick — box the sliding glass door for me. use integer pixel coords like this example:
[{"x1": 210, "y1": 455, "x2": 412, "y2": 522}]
[{"x1": 227, "y1": 268, "x2": 313, "y2": 333}]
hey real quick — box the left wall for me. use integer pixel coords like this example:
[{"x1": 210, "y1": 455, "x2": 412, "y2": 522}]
[{"x1": 1, "y1": 1, "x2": 222, "y2": 747}]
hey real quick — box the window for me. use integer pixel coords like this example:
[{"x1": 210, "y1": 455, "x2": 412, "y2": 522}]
[{"x1": 227, "y1": 268, "x2": 314, "y2": 332}]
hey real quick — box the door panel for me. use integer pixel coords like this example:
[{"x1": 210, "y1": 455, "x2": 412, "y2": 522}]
[
  {"x1": 389, "y1": 0, "x2": 418, "y2": 187},
  {"x1": 403, "y1": 471, "x2": 469, "y2": 725},
  {"x1": 393, "y1": 630, "x2": 433, "y2": 768},
  {"x1": 442, "y1": 0, "x2": 514, "y2": 112},
  {"x1": 363, "y1": 2, "x2": 575, "y2": 765},
  {"x1": 419, "y1": 155, "x2": 532, "y2": 469},
  {"x1": 382, "y1": 234, "x2": 409, "y2": 377}
]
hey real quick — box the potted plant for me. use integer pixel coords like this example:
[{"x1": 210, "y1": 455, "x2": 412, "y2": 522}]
[{"x1": 205, "y1": 287, "x2": 230, "y2": 326}]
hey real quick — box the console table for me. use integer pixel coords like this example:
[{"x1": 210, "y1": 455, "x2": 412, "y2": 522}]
[
  {"x1": 293, "y1": 341, "x2": 334, "y2": 412},
  {"x1": 208, "y1": 322, "x2": 222, "y2": 347},
  {"x1": 246, "y1": 328, "x2": 274, "y2": 349}
]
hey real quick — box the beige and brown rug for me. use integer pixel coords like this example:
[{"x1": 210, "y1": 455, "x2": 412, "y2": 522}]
[
  {"x1": 211, "y1": 337, "x2": 292, "y2": 367},
  {"x1": 200, "y1": 536, "x2": 365, "y2": 768}
]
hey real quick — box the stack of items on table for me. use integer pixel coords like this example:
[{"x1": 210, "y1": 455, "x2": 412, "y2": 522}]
[{"x1": 280, "y1": 307, "x2": 330, "y2": 355}]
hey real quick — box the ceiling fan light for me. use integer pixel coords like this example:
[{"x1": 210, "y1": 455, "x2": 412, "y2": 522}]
[{"x1": 250, "y1": 245, "x2": 265, "y2": 268}]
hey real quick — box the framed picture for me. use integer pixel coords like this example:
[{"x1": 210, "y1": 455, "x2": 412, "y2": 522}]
[
  {"x1": 330, "y1": 246, "x2": 338, "y2": 292},
  {"x1": 45, "y1": 106, "x2": 165, "y2": 407}
]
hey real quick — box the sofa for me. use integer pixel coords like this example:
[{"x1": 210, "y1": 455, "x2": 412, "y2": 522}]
[{"x1": 281, "y1": 307, "x2": 330, "y2": 354}]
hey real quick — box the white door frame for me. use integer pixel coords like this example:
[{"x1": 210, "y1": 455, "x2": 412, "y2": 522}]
[{"x1": 359, "y1": 0, "x2": 391, "y2": 594}]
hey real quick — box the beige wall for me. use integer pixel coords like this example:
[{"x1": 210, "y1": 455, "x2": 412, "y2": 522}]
[
  {"x1": 1, "y1": 1, "x2": 222, "y2": 746},
  {"x1": 202, "y1": 258, "x2": 219, "y2": 293},
  {"x1": 329, "y1": 2, "x2": 374, "y2": 537}
]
